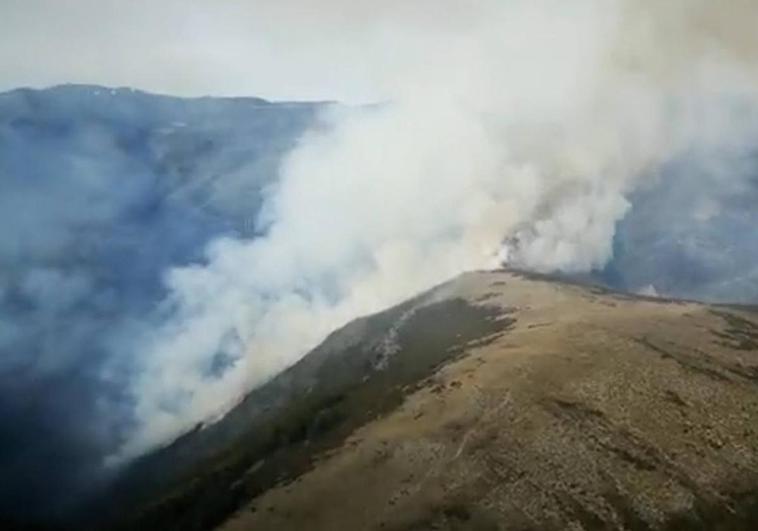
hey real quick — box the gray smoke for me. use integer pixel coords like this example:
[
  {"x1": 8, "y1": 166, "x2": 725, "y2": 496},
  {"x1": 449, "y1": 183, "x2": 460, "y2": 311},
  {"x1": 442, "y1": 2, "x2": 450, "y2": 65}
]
[
  {"x1": 0, "y1": 85, "x2": 320, "y2": 521},
  {"x1": 115, "y1": 0, "x2": 758, "y2": 460}
]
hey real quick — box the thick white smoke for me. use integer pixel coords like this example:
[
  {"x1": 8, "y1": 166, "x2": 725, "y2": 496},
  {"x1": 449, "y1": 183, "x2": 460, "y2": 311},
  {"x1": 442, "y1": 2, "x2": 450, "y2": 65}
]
[{"x1": 115, "y1": 0, "x2": 758, "y2": 460}]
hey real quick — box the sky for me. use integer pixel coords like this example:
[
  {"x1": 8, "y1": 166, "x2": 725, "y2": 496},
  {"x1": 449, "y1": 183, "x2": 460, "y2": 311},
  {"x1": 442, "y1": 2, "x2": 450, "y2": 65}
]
[
  {"x1": 3, "y1": 0, "x2": 757, "y2": 103},
  {"x1": 0, "y1": 0, "x2": 397, "y2": 103}
]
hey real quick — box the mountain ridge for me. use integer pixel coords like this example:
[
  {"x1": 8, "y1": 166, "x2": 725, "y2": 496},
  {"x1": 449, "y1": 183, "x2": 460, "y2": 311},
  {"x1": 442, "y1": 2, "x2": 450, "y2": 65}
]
[
  {"x1": 94, "y1": 269, "x2": 758, "y2": 531},
  {"x1": 0, "y1": 84, "x2": 337, "y2": 106}
]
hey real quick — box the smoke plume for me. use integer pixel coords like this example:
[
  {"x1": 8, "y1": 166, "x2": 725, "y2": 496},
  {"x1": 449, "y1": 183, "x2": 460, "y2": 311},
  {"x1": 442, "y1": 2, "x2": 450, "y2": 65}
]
[{"x1": 116, "y1": 0, "x2": 758, "y2": 459}]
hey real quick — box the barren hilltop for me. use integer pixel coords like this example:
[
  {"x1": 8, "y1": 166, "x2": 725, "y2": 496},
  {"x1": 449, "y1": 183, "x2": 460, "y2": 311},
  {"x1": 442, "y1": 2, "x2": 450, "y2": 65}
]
[{"x1": 109, "y1": 270, "x2": 758, "y2": 531}]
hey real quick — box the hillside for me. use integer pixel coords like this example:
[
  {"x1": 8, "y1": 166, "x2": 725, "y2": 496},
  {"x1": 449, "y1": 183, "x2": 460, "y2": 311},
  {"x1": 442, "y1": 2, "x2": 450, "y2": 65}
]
[{"x1": 105, "y1": 270, "x2": 758, "y2": 531}]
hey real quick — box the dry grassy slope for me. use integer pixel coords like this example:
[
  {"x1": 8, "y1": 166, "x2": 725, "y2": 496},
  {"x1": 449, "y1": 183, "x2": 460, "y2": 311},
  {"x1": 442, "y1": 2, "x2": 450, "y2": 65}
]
[{"x1": 219, "y1": 270, "x2": 758, "y2": 531}]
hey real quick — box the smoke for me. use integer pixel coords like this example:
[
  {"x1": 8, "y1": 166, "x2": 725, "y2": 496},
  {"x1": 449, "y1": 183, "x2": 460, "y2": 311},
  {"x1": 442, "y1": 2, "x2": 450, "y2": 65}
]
[
  {"x1": 116, "y1": 0, "x2": 758, "y2": 460},
  {"x1": 0, "y1": 86, "x2": 320, "y2": 521}
]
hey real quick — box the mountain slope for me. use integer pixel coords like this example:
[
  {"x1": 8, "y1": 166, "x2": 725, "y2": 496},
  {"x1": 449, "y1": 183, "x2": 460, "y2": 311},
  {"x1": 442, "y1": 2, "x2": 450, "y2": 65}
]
[
  {"x1": 109, "y1": 270, "x2": 758, "y2": 531},
  {"x1": 101, "y1": 274, "x2": 505, "y2": 530},
  {"x1": 220, "y1": 270, "x2": 758, "y2": 531}
]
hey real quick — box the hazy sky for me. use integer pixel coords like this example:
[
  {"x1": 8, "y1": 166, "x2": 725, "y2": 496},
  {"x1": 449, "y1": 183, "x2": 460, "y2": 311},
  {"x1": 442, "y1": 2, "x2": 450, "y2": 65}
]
[
  {"x1": 4, "y1": 0, "x2": 757, "y2": 104},
  {"x1": 0, "y1": 0, "x2": 402, "y2": 102}
]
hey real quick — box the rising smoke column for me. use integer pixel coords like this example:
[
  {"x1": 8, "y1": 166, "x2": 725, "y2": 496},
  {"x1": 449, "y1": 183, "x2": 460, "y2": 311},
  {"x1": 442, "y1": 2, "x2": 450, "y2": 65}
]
[{"x1": 118, "y1": 0, "x2": 758, "y2": 460}]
